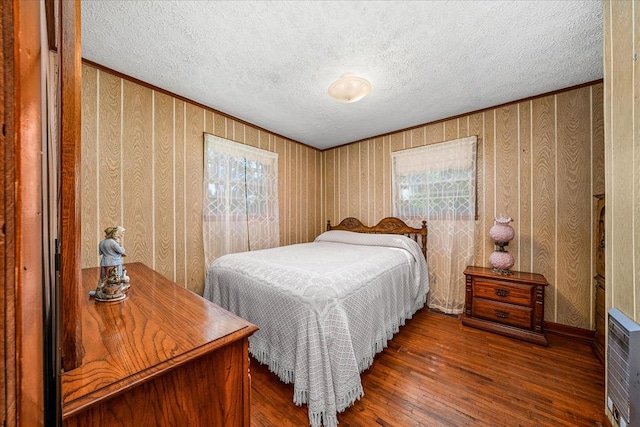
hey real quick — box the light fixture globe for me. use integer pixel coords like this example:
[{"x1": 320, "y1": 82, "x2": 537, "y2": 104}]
[{"x1": 328, "y1": 73, "x2": 371, "y2": 103}]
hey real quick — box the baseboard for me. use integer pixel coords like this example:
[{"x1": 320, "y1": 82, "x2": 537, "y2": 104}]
[{"x1": 544, "y1": 321, "x2": 595, "y2": 343}]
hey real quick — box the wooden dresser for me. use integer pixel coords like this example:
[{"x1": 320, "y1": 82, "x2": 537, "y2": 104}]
[
  {"x1": 62, "y1": 263, "x2": 258, "y2": 426},
  {"x1": 462, "y1": 266, "x2": 549, "y2": 346}
]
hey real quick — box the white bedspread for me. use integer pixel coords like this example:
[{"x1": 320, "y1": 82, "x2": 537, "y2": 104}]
[{"x1": 203, "y1": 230, "x2": 429, "y2": 427}]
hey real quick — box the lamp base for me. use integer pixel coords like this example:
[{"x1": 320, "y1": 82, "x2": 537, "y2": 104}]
[
  {"x1": 491, "y1": 267, "x2": 514, "y2": 276},
  {"x1": 489, "y1": 250, "x2": 515, "y2": 271}
]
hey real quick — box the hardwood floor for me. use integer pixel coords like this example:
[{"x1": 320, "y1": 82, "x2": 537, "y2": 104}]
[{"x1": 250, "y1": 309, "x2": 607, "y2": 427}]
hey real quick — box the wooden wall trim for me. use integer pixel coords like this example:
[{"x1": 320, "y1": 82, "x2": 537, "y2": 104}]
[
  {"x1": 81, "y1": 59, "x2": 320, "y2": 153},
  {"x1": 83, "y1": 58, "x2": 601, "y2": 154},
  {"x1": 543, "y1": 321, "x2": 596, "y2": 343},
  {"x1": 326, "y1": 79, "x2": 604, "y2": 151},
  {"x1": 59, "y1": 0, "x2": 83, "y2": 372}
]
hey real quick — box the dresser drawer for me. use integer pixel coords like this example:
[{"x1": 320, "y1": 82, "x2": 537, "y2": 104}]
[
  {"x1": 471, "y1": 298, "x2": 533, "y2": 329},
  {"x1": 472, "y1": 279, "x2": 534, "y2": 307}
]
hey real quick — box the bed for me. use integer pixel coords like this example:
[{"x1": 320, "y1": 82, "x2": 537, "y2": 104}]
[{"x1": 203, "y1": 217, "x2": 429, "y2": 427}]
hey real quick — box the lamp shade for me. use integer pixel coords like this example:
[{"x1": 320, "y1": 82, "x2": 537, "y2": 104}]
[{"x1": 489, "y1": 216, "x2": 515, "y2": 243}]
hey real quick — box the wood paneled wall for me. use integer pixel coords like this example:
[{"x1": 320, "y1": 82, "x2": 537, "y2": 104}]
[
  {"x1": 81, "y1": 64, "x2": 323, "y2": 295},
  {"x1": 323, "y1": 83, "x2": 604, "y2": 329},
  {"x1": 81, "y1": 62, "x2": 604, "y2": 329},
  {"x1": 604, "y1": 0, "x2": 639, "y2": 322}
]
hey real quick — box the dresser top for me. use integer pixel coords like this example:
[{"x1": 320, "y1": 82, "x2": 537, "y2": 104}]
[
  {"x1": 463, "y1": 265, "x2": 549, "y2": 286},
  {"x1": 62, "y1": 262, "x2": 258, "y2": 416}
]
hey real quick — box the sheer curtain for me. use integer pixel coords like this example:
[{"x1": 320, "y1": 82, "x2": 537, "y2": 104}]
[
  {"x1": 203, "y1": 134, "x2": 279, "y2": 268},
  {"x1": 392, "y1": 136, "x2": 477, "y2": 314}
]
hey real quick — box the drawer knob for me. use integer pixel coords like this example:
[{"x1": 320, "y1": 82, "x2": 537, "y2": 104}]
[
  {"x1": 494, "y1": 309, "x2": 510, "y2": 319},
  {"x1": 495, "y1": 288, "x2": 510, "y2": 297}
]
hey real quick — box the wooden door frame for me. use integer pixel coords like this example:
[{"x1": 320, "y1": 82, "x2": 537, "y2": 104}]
[
  {"x1": 59, "y1": 0, "x2": 83, "y2": 373},
  {"x1": 3, "y1": 0, "x2": 82, "y2": 424},
  {"x1": 1, "y1": 0, "x2": 10, "y2": 423},
  {"x1": 3, "y1": 1, "x2": 45, "y2": 425}
]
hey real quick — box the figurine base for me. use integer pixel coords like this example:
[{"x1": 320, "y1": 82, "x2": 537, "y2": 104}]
[
  {"x1": 93, "y1": 265, "x2": 129, "y2": 303},
  {"x1": 94, "y1": 293, "x2": 127, "y2": 303}
]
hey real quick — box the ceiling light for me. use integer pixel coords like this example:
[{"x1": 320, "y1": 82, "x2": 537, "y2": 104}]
[{"x1": 327, "y1": 73, "x2": 371, "y2": 103}]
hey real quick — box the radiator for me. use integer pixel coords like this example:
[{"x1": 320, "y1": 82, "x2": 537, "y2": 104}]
[{"x1": 607, "y1": 308, "x2": 640, "y2": 427}]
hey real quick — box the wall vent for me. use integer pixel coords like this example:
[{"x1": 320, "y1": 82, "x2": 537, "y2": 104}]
[{"x1": 607, "y1": 308, "x2": 640, "y2": 427}]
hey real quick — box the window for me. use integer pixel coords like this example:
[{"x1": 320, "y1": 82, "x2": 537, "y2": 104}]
[
  {"x1": 203, "y1": 134, "x2": 279, "y2": 266},
  {"x1": 392, "y1": 136, "x2": 477, "y2": 314},
  {"x1": 205, "y1": 156, "x2": 272, "y2": 218},
  {"x1": 395, "y1": 168, "x2": 475, "y2": 218}
]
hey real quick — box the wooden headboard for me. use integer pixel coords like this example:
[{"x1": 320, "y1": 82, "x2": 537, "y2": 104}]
[{"x1": 326, "y1": 217, "x2": 427, "y2": 260}]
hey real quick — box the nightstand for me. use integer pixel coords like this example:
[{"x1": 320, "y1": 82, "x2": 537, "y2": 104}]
[{"x1": 462, "y1": 266, "x2": 549, "y2": 346}]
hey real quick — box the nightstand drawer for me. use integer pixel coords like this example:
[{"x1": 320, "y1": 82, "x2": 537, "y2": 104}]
[
  {"x1": 472, "y1": 298, "x2": 533, "y2": 329},
  {"x1": 473, "y1": 279, "x2": 534, "y2": 306}
]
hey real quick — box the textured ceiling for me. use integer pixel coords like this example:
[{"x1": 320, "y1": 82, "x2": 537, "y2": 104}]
[{"x1": 82, "y1": 1, "x2": 603, "y2": 150}]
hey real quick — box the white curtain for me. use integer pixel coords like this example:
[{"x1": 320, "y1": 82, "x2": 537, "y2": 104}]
[
  {"x1": 392, "y1": 136, "x2": 477, "y2": 314},
  {"x1": 203, "y1": 134, "x2": 279, "y2": 268}
]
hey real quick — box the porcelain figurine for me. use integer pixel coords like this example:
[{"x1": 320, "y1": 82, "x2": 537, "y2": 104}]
[
  {"x1": 93, "y1": 226, "x2": 128, "y2": 302},
  {"x1": 99, "y1": 226, "x2": 127, "y2": 277}
]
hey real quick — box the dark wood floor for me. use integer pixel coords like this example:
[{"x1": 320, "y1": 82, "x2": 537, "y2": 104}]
[{"x1": 250, "y1": 309, "x2": 607, "y2": 427}]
